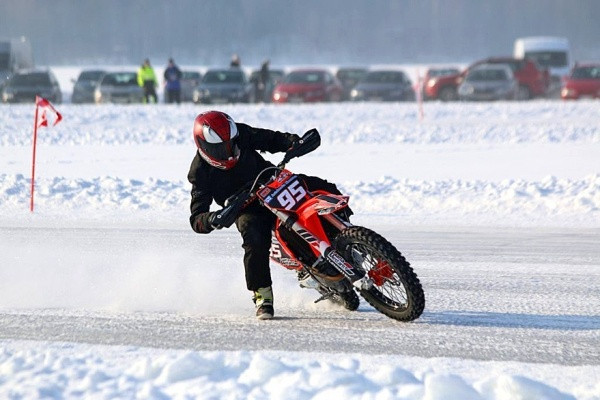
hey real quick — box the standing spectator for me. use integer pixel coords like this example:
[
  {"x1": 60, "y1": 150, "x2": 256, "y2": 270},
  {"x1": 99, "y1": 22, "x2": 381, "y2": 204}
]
[
  {"x1": 230, "y1": 53, "x2": 241, "y2": 68},
  {"x1": 257, "y1": 59, "x2": 270, "y2": 102},
  {"x1": 137, "y1": 59, "x2": 158, "y2": 103},
  {"x1": 163, "y1": 58, "x2": 183, "y2": 104}
]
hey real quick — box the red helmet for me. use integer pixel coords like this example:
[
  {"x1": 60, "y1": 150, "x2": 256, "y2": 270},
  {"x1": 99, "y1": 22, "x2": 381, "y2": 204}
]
[{"x1": 193, "y1": 111, "x2": 240, "y2": 170}]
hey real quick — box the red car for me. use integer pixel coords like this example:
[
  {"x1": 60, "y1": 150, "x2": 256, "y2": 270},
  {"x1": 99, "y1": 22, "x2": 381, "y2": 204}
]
[
  {"x1": 423, "y1": 57, "x2": 549, "y2": 101},
  {"x1": 420, "y1": 67, "x2": 460, "y2": 100},
  {"x1": 561, "y1": 63, "x2": 600, "y2": 100},
  {"x1": 272, "y1": 69, "x2": 343, "y2": 103}
]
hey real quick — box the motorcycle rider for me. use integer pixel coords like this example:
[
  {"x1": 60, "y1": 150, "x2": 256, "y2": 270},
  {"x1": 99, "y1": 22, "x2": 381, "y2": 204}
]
[{"x1": 187, "y1": 110, "x2": 347, "y2": 320}]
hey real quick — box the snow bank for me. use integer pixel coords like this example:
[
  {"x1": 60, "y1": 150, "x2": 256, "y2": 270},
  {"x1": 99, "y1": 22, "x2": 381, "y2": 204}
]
[
  {"x1": 1, "y1": 340, "x2": 592, "y2": 400},
  {"x1": 1, "y1": 173, "x2": 598, "y2": 227},
  {"x1": 1, "y1": 101, "x2": 599, "y2": 147}
]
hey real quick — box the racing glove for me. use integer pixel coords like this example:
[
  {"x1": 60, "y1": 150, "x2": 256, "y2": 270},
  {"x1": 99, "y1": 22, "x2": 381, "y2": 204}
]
[
  {"x1": 284, "y1": 128, "x2": 321, "y2": 163},
  {"x1": 192, "y1": 212, "x2": 216, "y2": 233},
  {"x1": 208, "y1": 191, "x2": 249, "y2": 229}
]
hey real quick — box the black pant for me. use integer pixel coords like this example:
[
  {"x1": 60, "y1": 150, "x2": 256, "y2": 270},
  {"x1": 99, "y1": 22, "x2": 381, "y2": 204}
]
[
  {"x1": 166, "y1": 89, "x2": 181, "y2": 104},
  {"x1": 235, "y1": 205, "x2": 276, "y2": 291},
  {"x1": 234, "y1": 175, "x2": 344, "y2": 291},
  {"x1": 142, "y1": 81, "x2": 157, "y2": 103}
]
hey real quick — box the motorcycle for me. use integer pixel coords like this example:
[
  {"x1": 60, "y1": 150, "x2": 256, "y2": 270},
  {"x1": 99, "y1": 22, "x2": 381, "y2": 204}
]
[{"x1": 210, "y1": 129, "x2": 425, "y2": 321}]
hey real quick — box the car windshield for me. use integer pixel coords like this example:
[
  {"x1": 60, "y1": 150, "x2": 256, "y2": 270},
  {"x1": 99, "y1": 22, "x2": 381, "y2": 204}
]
[
  {"x1": 491, "y1": 61, "x2": 522, "y2": 72},
  {"x1": 10, "y1": 72, "x2": 51, "y2": 86},
  {"x1": 102, "y1": 73, "x2": 137, "y2": 86},
  {"x1": 271, "y1": 71, "x2": 284, "y2": 79},
  {"x1": 467, "y1": 69, "x2": 509, "y2": 81},
  {"x1": 78, "y1": 71, "x2": 104, "y2": 82},
  {"x1": 337, "y1": 69, "x2": 366, "y2": 83},
  {"x1": 427, "y1": 68, "x2": 459, "y2": 77},
  {"x1": 363, "y1": 71, "x2": 405, "y2": 83},
  {"x1": 182, "y1": 71, "x2": 201, "y2": 80},
  {"x1": 571, "y1": 66, "x2": 600, "y2": 79},
  {"x1": 524, "y1": 51, "x2": 568, "y2": 68},
  {"x1": 284, "y1": 72, "x2": 324, "y2": 84},
  {"x1": 203, "y1": 71, "x2": 244, "y2": 84}
]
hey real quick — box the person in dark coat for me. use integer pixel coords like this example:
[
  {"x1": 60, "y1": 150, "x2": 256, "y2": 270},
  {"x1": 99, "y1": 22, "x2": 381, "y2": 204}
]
[
  {"x1": 257, "y1": 59, "x2": 270, "y2": 102},
  {"x1": 187, "y1": 110, "x2": 345, "y2": 319},
  {"x1": 163, "y1": 58, "x2": 183, "y2": 104}
]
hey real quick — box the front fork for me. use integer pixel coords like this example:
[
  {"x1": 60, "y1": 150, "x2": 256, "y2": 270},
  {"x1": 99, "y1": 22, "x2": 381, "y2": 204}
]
[{"x1": 272, "y1": 209, "x2": 373, "y2": 291}]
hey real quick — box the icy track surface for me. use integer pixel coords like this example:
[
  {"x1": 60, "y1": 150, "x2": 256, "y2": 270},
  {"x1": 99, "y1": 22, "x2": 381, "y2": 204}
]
[
  {"x1": 1, "y1": 225, "x2": 599, "y2": 399},
  {"x1": 1, "y1": 225, "x2": 600, "y2": 365}
]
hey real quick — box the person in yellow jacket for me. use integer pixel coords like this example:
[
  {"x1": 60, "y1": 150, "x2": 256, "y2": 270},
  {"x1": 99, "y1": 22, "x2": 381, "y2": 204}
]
[{"x1": 137, "y1": 59, "x2": 158, "y2": 103}]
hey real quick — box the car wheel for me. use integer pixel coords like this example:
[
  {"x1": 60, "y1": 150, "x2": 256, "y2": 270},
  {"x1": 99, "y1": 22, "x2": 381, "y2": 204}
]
[
  {"x1": 516, "y1": 85, "x2": 531, "y2": 100},
  {"x1": 438, "y1": 86, "x2": 457, "y2": 102}
]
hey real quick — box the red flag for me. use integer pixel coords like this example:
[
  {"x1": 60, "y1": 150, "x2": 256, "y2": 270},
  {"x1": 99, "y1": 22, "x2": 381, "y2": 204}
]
[
  {"x1": 38, "y1": 110, "x2": 48, "y2": 128},
  {"x1": 30, "y1": 96, "x2": 62, "y2": 212},
  {"x1": 35, "y1": 95, "x2": 62, "y2": 127}
]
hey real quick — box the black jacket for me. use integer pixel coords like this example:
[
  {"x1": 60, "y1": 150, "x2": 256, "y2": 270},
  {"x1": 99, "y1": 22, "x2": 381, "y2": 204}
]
[{"x1": 188, "y1": 123, "x2": 299, "y2": 233}]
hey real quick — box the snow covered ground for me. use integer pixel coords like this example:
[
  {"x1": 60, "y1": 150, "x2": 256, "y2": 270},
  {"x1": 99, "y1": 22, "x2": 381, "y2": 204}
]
[{"x1": 0, "y1": 68, "x2": 599, "y2": 399}]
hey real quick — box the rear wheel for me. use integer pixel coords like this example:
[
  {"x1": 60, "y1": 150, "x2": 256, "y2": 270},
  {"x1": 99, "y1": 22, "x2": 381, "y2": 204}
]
[{"x1": 334, "y1": 226, "x2": 425, "y2": 321}]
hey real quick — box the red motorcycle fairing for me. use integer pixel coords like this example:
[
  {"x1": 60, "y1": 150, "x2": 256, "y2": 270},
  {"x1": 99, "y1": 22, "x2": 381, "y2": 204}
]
[
  {"x1": 269, "y1": 230, "x2": 302, "y2": 270},
  {"x1": 260, "y1": 170, "x2": 351, "y2": 263}
]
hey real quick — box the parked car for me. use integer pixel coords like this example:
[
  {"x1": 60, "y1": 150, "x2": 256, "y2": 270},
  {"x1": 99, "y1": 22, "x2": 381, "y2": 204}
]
[
  {"x1": 71, "y1": 69, "x2": 105, "y2": 104},
  {"x1": 94, "y1": 71, "x2": 144, "y2": 104},
  {"x1": 175, "y1": 70, "x2": 202, "y2": 102},
  {"x1": 423, "y1": 57, "x2": 548, "y2": 101},
  {"x1": 349, "y1": 69, "x2": 415, "y2": 102},
  {"x1": 249, "y1": 68, "x2": 284, "y2": 103},
  {"x1": 561, "y1": 63, "x2": 600, "y2": 100},
  {"x1": 1, "y1": 69, "x2": 62, "y2": 104},
  {"x1": 271, "y1": 69, "x2": 343, "y2": 103},
  {"x1": 421, "y1": 67, "x2": 459, "y2": 97},
  {"x1": 457, "y1": 64, "x2": 517, "y2": 101},
  {"x1": 193, "y1": 69, "x2": 251, "y2": 104},
  {"x1": 336, "y1": 67, "x2": 368, "y2": 100}
]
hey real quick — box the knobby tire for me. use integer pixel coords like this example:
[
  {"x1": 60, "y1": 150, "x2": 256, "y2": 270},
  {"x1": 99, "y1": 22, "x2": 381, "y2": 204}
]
[{"x1": 334, "y1": 226, "x2": 425, "y2": 321}]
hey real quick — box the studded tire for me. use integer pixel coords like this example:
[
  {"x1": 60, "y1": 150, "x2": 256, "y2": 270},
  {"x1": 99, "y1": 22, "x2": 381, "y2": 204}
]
[{"x1": 334, "y1": 226, "x2": 425, "y2": 321}]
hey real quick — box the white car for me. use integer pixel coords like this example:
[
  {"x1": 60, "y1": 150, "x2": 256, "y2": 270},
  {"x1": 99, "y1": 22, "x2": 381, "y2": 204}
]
[{"x1": 94, "y1": 71, "x2": 144, "y2": 104}]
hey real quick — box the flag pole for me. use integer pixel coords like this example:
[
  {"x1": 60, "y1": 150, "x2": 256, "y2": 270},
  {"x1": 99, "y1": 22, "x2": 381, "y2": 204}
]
[
  {"x1": 30, "y1": 99, "x2": 39, "y2": 212},
  {"x1": 416, "y1": 69, "x2": 424, "y2": 121}
]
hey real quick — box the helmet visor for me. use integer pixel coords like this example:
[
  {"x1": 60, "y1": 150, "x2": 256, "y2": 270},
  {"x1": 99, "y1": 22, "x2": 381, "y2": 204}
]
[{"x1": 198, "y1": 137, "x2": 240, "y2": 162}]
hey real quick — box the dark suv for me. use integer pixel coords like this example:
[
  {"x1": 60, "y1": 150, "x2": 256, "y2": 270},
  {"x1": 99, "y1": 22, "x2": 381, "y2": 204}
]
[
  {"x1": 1, "y1": 69, "x2": 62, "y2": 104},
  {"x1": 423, "y1": 57, "x2": 549, "y2": 101}
]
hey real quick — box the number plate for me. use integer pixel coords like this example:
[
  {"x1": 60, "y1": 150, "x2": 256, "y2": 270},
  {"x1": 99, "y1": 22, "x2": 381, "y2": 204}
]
[{"x1": 261, "y1": 176, "x2": 308, "y2": 211}]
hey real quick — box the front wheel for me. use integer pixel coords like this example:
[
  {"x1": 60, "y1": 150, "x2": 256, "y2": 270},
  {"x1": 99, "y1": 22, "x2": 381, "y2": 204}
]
[
  {"x1": 334, "y1": 226, "x2": 425, "y2": 321},
  {"x1": 438, "y1": 86, "x2": 457, "y2": 102}
]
